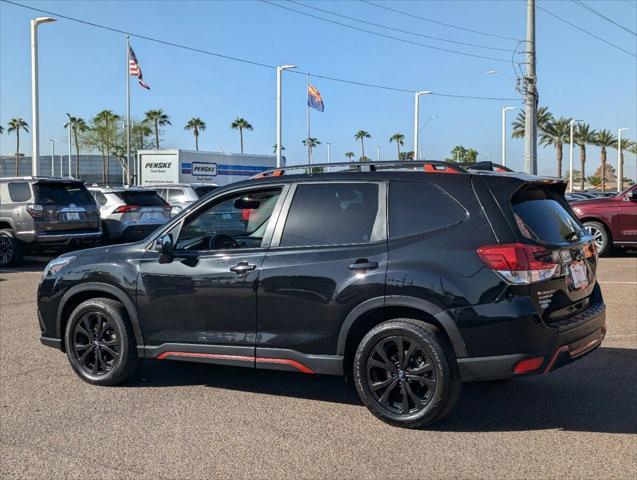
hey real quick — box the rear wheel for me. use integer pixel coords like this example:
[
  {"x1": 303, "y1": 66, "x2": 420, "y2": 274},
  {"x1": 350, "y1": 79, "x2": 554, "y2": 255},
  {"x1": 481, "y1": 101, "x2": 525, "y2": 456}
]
[
  {"x1": 0, "y1": 229, "x2": 23, "y2": 267},
  {"x1": 583, "y1": 221, "x2": 611, "y2": 256},
  {"x1": 65, "y1": 298, "x2": 141, "y2": 385},
  {"x1": 353, "y1": 319, "x2": 461, "y2": 429}
]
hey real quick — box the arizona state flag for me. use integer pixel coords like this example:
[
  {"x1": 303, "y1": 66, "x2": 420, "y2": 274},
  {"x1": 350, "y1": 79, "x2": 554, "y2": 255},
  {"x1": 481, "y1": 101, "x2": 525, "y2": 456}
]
[{"x1": 307, "y1": 84, "x2": 324, "y2": 112}]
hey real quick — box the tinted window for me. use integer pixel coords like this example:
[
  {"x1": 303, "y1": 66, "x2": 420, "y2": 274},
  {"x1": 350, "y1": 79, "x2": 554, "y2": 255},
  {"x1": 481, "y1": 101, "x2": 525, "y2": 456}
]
[
  {"x1": 8, "y1": 182, "x2": 32, "y2": 202},
  {"x1": 512, "y1": 186, "x2": 581, "y2": 244},
  {"x1": 35, "y1": 182, "x2": 94, "y2": 206},
  {"x1": 176, "y1": 188, "x2": 281, "y2": 251},
  {"x1": 117, "y1": 191, "x2": 166, "y2": 206},
  {"x1": 389, "y1": 181, "x2": 468, "y2": 239},
  {"x1": 193, "y1": 185, "x2": 218, "y2": 198},
  {"x1": 280, "y1": 183, "x2": 380, "y2": 247}
]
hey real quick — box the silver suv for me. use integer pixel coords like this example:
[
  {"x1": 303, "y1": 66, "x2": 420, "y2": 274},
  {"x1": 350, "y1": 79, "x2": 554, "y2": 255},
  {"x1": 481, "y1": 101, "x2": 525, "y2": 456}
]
[
  {"x1": 88, "y1": 186, "x2": 171, "y2": 242},
  {"x1": 0, "y1": 177, "x2": 101, "y2": 267},
  {"x1": 149, "y1": 183, "x2": 218, "y2": 215}
]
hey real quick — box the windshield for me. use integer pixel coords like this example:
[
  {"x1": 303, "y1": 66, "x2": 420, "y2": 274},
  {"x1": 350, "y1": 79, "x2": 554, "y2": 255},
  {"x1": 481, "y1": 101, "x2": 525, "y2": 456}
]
[
  {"x1": 35, "y1": 182, "x2": 94, "y2": 206},
  {"x1": 512, "y1": 186, "x2": 583, "y2": 244}
]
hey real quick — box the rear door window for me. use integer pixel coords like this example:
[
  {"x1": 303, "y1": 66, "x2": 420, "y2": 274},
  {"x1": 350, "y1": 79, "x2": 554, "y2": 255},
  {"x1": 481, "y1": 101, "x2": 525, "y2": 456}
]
[
  {"x1": 35, "y1": 182, "x2": 94, "y2": 206},
  {"x1": 117, "y1": 191, "x2": 166, "y2": 207},
  {"x1": 280, "y1": 183, "x2": 382, "y2": 247},
  {"x1": 389, "y1": 181, "x2": 468, "y2": 238},
  {"x1": 8, "y1": 182, "x2": 32, "y2": 202},
  {"x1": 512, "y1": 186, "x2": 582, "y2": 244}
]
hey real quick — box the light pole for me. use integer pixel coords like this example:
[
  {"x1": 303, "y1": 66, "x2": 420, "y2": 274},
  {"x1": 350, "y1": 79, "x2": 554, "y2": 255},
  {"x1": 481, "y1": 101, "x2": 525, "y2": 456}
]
[
  {"x1": 501, "y1": 107, "x2": 516, "y2": 167},
  {"x1": 276, "y1": 64, "x2": 297, "y2": 168},
  {"x1": 66, "y1": 113, "x2": 73, "y2": 177},
  {"x1": 569, "y1": 119, "x2": 582, "y2": 192},
  {"x1": 326, "y1": 142, "x2": 331, "y2": 163},
  {"x1": 30, "y1": 16, "x2": 56, "y2": 176},
  {"x1": 618, "y1": 128, "x2": 629, "y2": 193},
  {"x1": 376, "y1": 146, "x2": 381, "y2": 161},
  {"x1": 413, "y1": 91, "x2": 432, "y2": 160},
  {"x1": 49, "y1": 139, "x2": 55, "y2": 176}
]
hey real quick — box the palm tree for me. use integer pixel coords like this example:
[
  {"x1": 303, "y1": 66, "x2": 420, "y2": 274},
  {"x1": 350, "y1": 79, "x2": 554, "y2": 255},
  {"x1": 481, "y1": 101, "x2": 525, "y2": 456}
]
[
  {"x1": 94, "y1": 110, "x2": 121, "y2": 183},
  {"x1": 132, "y1": 121, "x2": 153, "y2": 151},
  {"x1": 144, "y1": 109, "x2": 171, "y2": 149},
  {"x1": 354, "y1": 130, "x2": 371, "y2": 161},
  {"x1": 302, "y1": 137, "x2": 321, "y2": 163},
  {"x1": 64, "y1": 115, "x2": 88, "y2": 178},
  {"x1": 593, "y1": 129, "x2": 617, "y2": 192},
  {"x1": 611, "y1": 137, "x2": 635, "y2": 191},
  {"x1": 574, "y1": 123, "x2": 597, "y2": 191},
  {"x1": 539, "y1": 117, "x2": 571, "y2": 179},
  {"x1": 272, "y1": 144, "x2": 285, "y2": 154},
  {"x1": 184, "y1": 117, "x2": 206, "y2": 151},
  {"x1": 231, "y1": 117, "x2": 252, "y2": 154},
  {"x1": 511, "y1": 106, "x2": 552, "y2": 139},
  {"x1": 345, "y1": 152, "x2": 355, "y2": 161},
  {"x1": 7, "y1": 118, "x2": 29, "y2": 175},
  {"x1": 0, "y1": 125, "x2": 4, "y2": 134},
  {"x1": 389, "y1": 133, "x2": 405, "y2": 160}
]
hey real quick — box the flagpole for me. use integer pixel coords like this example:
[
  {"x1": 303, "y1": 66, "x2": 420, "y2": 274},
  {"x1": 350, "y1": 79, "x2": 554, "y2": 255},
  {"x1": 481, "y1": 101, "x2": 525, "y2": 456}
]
[
  {"x1": 126, "y1": 35, "x2": 132, "y2": 185},
  {"x1": 306, "y1": 73, "x2": 311, "y2": 165}
]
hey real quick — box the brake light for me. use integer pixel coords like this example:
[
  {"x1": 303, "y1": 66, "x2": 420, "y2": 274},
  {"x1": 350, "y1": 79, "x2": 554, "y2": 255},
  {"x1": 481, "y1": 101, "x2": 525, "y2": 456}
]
[
  {"x1": 26, "y1": 204, "x2": 45, "y2": 218},
  {"x1": 477, "y1": 243, "x2": 559, "y2": 284},
  {"x1": 113, "y1": 205, "x2": 140, "y2": 213}
]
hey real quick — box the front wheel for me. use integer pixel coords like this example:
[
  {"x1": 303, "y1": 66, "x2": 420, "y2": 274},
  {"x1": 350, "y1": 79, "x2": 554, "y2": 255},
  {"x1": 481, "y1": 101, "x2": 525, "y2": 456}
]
[
  {"x1": 353, "y1": 319, "x2": 461, "y2": 429},
  {"x1": 584, "y1": 221, "x2": 611, "y2": 256},
  {"x1": 65, "y1": 298, "x2": 141, "y2": 386}
]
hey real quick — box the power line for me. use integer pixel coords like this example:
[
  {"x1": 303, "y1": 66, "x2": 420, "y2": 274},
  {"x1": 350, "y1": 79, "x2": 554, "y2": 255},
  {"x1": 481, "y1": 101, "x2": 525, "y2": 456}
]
[
  {"x1": 359, "y1": 0, "x2": 520, "y2": 42},
  {"x1": 285, "y1": 0, "x2": 513, "y2": 52},
  {"x1": 537, "y1": 4, "x2": 637, "y2": 57},
  {"x1": 0, "y1": 0, "x2": 519, "y2": 101},
  {"x1": 571, "y1": 0, "x2": 637, "y2": 37},
  {"x1": 259, "y1": 0, "x2": 512, "y2": 64}
]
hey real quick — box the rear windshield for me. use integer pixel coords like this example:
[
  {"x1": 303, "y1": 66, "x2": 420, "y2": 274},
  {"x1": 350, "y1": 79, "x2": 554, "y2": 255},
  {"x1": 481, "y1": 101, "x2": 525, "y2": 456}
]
[
  {"x1": 35, "y1": 182, "x2": 94, "y2": 206},
  {"x1": 512, "y1": 186, "x2": 582, "y2": 244},
  {"x1": 116, "y1": 191, "x2": 166, "y2": 206},
  {"x1": 193, "y1": 185, "x2": 218, "y2": 198}
]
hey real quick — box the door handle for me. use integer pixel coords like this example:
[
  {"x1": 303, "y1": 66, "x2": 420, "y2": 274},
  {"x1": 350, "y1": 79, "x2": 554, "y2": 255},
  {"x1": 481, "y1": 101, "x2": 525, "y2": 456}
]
[
  {"x1": 348, "y1": 260, "x2": 379, "y2": 271},
  {"x1": 230, "y1": 262, "x2": 257, "y2": 274}
]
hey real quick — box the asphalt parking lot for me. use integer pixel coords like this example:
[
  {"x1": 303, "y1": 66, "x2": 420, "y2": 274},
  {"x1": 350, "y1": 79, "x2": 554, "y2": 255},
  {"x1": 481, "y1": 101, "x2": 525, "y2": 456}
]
[{"x1": 1, "y1": 255, "x2": 636, "y2": 479}]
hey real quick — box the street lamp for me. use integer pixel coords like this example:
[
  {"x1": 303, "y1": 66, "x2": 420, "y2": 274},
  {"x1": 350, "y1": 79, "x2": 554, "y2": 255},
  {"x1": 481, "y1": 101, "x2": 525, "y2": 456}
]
[
  {"x1": 49, "y1": 139, "x2": 55, "y2": 176},
  {"x1": 569, "y1": 119, "x2": 582, "y2": 192},
  {"x1": 501, "y1": 107, "x2": 516, "y2": 167},
  {"x1": 31, "y1": 16, "x2": 56, "y2": 176},
  {"x1": 618, "y1": 128, "x2": 629, "y2": 193},
  {"x1": 413, "y1": 91, "x2": 433, "y2": 160},
  {"x1": 276, "y1": 64, "x2": 297, "y2": 168}
]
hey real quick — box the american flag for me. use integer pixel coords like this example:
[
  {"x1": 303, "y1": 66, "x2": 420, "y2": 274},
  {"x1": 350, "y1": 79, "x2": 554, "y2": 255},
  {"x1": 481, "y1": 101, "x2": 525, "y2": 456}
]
[{"x1": 128, "y1": 46, "x2": 150, "y2": 90}]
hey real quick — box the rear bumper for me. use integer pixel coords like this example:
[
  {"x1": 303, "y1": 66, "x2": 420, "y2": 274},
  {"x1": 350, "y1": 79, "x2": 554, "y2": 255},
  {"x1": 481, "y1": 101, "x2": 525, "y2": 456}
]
[{"x1": 458, "y1": 302, "x2": 606, "y2": 382}]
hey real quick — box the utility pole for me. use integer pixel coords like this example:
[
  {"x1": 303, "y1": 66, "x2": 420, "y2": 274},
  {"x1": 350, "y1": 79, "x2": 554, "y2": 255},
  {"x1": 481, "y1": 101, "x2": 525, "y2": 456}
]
[
  {"x1": 524, "y1": 0, "x2": 537, "y2": 174},
  {"x1": 276, "y1": 65, "x2": 296, "y2": 168},
  {"x1": 501, "y1": 107, "x2": 516, "y2": 167},
  {"x1": 618, "y1": 128, "x2": 629, "y2": 192}
]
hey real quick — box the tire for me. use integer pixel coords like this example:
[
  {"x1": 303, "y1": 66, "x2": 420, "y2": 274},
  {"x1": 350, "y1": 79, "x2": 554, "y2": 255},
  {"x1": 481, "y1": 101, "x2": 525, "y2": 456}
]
[
  {"x1": 583, "y1": 221, "x2": 611, "y2": 256},
  {"x1": 0, "y1": 229, "x2": 23, "y2": 267},
  {"x1": 65, "y1": 298, "x2": 141, "y2": 386},
  {"x1": 353, "y1": 319, "x2": 461, "y2": 429}
]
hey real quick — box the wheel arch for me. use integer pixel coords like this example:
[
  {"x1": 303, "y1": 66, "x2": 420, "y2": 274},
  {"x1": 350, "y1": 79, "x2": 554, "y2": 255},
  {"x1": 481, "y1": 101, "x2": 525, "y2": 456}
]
[
  {"x1": 337, "y1": 296, "x2": 468, "y2": 377},
  {"x1": 0, "y1": 220, "x2": 14, "y2": 231},
  {"x1": 57, "y1": 283, "x2": 144, "y2": 354}
]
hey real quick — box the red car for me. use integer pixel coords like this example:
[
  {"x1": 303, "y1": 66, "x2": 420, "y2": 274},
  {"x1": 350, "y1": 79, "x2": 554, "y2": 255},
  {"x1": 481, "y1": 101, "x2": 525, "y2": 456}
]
[{"x1": 570, "y1": 184, "x2": 637, "y2": 255}]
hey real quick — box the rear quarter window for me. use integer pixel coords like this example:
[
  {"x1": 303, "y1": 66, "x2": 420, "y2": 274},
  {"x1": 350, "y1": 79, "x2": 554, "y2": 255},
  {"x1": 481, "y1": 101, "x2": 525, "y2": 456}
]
[
  {"x1": 389, "y1": 181, "x2": 468, "y2": 239},
  {"x1": 8, "y1": 182, "x2": 32, "y2": 202}
]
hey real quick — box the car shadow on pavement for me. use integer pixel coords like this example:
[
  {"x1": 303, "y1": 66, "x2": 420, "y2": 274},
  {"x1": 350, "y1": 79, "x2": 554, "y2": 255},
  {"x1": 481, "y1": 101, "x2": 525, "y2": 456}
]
[
  {"x1": 0, "y1": 256, "x2": 50, "y2": 274},
  {"x1": 133, "y1": 346, "x2": 636, "y2": 433}
]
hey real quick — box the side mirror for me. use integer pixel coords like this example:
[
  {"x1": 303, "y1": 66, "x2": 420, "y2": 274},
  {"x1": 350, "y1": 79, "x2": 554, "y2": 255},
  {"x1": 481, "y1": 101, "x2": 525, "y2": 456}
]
[{"x1": 155, "y1": 234, "x2": 173, "y2": 256}]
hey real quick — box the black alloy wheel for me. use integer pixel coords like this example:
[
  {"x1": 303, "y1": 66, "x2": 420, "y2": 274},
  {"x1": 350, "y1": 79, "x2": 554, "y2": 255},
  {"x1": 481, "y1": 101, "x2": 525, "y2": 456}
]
[
  {"x1": 366, "y1": 335, "x2": 436, "y2": 415},
  {"x1": 0, "y1": 230, "x2": 21, "y2": 267},
  {"x1": 71, "y1": 312, "x2": 121, "y2": 376}
]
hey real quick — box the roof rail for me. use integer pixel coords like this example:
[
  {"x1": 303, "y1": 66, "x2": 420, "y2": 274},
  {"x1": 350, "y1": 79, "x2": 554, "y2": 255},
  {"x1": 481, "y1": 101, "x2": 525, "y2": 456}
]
[
  {"x1": 251, "y1": 160, "x2": 467, "y2": 179},
  {"x1": 457, "y1": 161, "x2": 513, "y2": 172}
]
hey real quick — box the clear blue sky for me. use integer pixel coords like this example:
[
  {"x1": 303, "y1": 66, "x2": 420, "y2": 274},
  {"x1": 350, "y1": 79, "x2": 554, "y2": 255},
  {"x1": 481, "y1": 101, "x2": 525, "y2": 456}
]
[{"x1": 1, "y1": 0, "x2": 636, "y2": 179}]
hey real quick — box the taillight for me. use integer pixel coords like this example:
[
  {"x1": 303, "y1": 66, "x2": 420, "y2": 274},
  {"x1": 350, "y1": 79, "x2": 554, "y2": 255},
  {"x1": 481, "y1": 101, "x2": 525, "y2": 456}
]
[
  {"x1": 113, "y1": 205, "x2": 140, "y2": 213},
  {"x1": 477, "y1": 243, "x2": 559, "y2": 284},
  {"x1": 26, "y1": 204, "x2": 45, "y2": 218}
]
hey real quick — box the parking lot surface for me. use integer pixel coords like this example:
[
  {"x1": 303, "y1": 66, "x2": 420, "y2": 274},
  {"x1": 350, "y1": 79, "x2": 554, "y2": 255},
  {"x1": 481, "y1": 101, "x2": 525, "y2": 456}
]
[{"x1": 1, "y1": 255, "x2": 636, "y2": 479}]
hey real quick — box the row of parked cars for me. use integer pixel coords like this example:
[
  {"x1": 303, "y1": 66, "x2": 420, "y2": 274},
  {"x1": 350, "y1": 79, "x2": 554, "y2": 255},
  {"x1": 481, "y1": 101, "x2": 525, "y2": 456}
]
[{"x1": 0, "y1": 177, "x2": 218, "y2": 267}]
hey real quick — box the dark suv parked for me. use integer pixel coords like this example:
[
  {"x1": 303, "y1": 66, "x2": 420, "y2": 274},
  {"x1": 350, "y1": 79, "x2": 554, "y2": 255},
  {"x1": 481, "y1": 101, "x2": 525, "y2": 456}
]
[
  {"x1": 0, "y1": 177, "x2": 101, "y2": 266},
  {"x1": 37, "y1": 162, "x2": 606, "y2": 428}
]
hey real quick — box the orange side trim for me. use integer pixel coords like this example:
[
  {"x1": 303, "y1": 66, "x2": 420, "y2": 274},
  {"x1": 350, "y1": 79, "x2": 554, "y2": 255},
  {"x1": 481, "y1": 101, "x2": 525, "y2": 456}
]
[
  {"x1": 156, "y1": 351, "x2": 314, "y2": 374},
  {"x1": 256, "y1": 357, "x2": 315, "y2": 374}
]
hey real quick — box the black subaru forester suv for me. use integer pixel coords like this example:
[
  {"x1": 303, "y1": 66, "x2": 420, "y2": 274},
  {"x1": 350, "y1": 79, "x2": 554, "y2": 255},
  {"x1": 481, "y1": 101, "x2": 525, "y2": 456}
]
[{"x1": 38, "y1": 162, "x2": 606, "y2": 428}]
